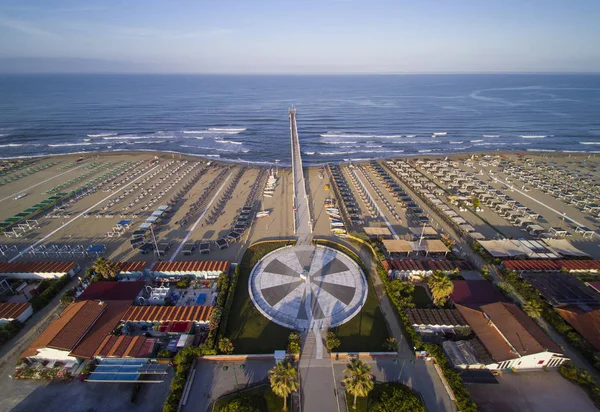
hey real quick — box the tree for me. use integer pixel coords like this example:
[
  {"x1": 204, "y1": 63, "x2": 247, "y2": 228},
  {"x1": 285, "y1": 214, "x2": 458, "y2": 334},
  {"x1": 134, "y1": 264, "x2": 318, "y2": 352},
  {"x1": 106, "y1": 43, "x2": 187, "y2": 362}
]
[
  {"x1": 369, "y1": 382, "x2": 426, "y2": 412},
  {"x1": 343, "y1": 358, "x2": 374, "y2": 409},
  {"x1": 92, "y1": 257, "x2": 119, "y2": 280},
  {"x1": 268, "y1": 361, "x2": 299, "y2": 411},
  {"x1": 427, "y1": 271, "x2": 454, "y2": 306},
  {"x1": 209, "y1": 307, "x2": 222, "y2": 331},
  {"x1": 388, "y1": 280, "x2": 415, "y2": 308},
  {"x1": 383, "y1": 337, "x2": 398, "y2": 352},
  {"x1": 218, "y1": 337, "x2": 234, "y2": 354},
  {"x1": 326, "y1": 331, "x2": 341, "y2": 352},
  {"x1": 472, "y1": 197, "x2": 481, "y2": 208},
  {"x1": 523, "y1": 300, "x2": 544, "y2": 318}
]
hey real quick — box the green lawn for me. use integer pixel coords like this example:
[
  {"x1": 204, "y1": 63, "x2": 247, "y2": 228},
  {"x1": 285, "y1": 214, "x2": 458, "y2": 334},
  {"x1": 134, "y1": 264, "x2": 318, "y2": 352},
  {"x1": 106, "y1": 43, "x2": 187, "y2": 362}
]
[
  {"x1": 225, "y1": 239, "x2": 389, "y2": 354},
  {"x1": 333, "y1": 272, "x2": 389, "y2": 352},
  {"x1": 213, "y1": 384, "x2": 284, "y2": 412},
  {"x1": 412, "y1": 285, "x2": 433, "y2": 308},
  {"x1": 225, "y1": 241, "x2": 294, "y2": 354},
  {"x1": 345, "y1": 391, "x2": 368, "y2": 412}
]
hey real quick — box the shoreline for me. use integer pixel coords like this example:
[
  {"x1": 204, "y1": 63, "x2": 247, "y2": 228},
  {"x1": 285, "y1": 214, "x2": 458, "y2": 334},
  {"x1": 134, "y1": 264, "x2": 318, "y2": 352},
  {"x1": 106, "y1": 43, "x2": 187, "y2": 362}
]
[{"x1": 0, "y1": 149, "x2": 596, "y2": 167}]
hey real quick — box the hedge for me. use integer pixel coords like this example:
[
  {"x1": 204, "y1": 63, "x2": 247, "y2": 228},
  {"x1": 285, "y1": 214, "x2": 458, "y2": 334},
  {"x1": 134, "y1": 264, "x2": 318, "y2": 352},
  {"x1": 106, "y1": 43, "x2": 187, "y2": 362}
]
[
  {"x1": 163, "y1": 346, "x2": 202, "y2": 412},
  {"x1": 559, "y1": 361, "x2": 600, "y2": 409},
  {"x1": 218, "y1": 266, "x2": 240, "y2": 342},
  {"x1": 29, "y1": 274, "x2": 71, "y2": 311},
  {"x1": 0, "y1": 320, "x2": 22, "y2": 347}
]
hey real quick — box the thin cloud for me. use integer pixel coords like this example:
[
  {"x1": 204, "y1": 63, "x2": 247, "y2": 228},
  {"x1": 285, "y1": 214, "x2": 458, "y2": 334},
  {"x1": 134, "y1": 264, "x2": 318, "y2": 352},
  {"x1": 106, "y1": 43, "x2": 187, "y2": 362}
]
[
  {"x1": 108, "y1": 26, "x2": 233, "y2": 40},
  {"x1": 0, "y1": 16, "x2": 61, "y2": 38}
]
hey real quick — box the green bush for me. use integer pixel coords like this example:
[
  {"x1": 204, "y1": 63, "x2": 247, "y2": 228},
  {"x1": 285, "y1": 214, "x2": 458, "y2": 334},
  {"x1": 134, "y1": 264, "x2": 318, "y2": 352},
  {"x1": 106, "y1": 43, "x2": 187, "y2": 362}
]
[
  {"x1": 30, "y1": 275, "x2": 71, "y2": 311},
  {"x1": 0, "y1": 320, "x2": 22, "y2": 346},
  {"x1": 163, "y1": 346, "x2": 202, "y2": 412},
  {"x1": 560, "y1": 362, "x2": 600, "y2": 408},
  {"x1": 287, "y1": 332, "x2": 301, "y2": 355},
  {"x1": 369, "y1": 382, "x2": 426, "y2": 412}
]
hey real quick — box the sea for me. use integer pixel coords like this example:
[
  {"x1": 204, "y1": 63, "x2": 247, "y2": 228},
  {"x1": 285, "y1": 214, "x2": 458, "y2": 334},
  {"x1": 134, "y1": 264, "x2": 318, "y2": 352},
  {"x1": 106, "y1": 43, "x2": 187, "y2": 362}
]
[{"x1": 1, "y1": 74, "x2": 600, "y2": 166}]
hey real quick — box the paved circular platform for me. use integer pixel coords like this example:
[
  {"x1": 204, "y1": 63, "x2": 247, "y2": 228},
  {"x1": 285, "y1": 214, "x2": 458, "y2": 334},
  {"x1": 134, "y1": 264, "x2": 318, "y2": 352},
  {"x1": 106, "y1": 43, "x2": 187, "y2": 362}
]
[{"x1": 249, "y1": 244, "x2": 367, "y2": 331}]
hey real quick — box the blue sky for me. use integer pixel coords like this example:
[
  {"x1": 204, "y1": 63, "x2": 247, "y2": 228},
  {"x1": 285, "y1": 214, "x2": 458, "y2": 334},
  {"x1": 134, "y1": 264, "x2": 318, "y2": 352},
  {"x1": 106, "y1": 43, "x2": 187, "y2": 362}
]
[{"x1": 0, "y1": 0, "x2": 599, "y2": 73}]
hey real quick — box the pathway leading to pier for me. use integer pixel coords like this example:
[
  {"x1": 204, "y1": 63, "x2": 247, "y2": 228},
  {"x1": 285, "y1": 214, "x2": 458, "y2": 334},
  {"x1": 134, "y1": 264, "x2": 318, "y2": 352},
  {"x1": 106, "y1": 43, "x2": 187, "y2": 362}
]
[{"x1": 289, "y1": 109, "x2": 312, "y2": 245}]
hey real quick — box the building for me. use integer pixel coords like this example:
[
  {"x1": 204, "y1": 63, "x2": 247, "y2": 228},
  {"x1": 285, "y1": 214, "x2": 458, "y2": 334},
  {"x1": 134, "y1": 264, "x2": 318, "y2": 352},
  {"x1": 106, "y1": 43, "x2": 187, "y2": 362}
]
[
  {"x1": 407, "y1": 308, "x2": 468, "y2": 335},
  {"x1": 21, "y1": 300, "x2": 108, "y2": 364},
  {"x1": 116, "y1": 261, "x2": 149, "y2": 280},
  {"x1": 0, "y1": 261, "x2": 80, "y2": 280},
  {"x1": 455, "y1": 302, "x2": 566, "y2": 370},
  {"x1": 556, "y1": 307, "x2": 600, "y2": 351},
  {"x1": 150, "y1": 261, "x2": 230, "y2": 279},
  {"x1": 21, "y1": 282, "x2": 147, "y2": 363},
  {"x1": 449, "y1": 280, "x2": 508, "y2": 306},
  {"x1": 0, "y1": 302, "x2": 32, "y2": 325}
]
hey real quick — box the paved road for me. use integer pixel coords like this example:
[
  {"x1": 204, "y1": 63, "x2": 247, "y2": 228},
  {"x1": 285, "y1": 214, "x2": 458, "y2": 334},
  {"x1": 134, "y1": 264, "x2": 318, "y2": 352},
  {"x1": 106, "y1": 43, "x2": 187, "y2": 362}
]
[
  {"x1": 182, "y1": 359, "x2": 276, "y2": 412},
  {"x1": 289, "y1": 109, "x2": 312, "y2": 244}
]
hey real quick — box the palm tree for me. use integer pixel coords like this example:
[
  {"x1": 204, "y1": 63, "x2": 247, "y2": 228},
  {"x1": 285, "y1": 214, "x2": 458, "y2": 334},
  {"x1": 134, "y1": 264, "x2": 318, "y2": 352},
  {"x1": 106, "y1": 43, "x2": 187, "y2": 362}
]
[
  {"x1": 93, "y1": 258, "x2": 119, "y2": 280},
  {"x1": 523, "y1": 300, "x2": 544, "y2": 318},
  {"x1": 427, "y1": 271, "x2": 454, "y2": 306},
  {"x1": 218, "y1": 337, "x2": 234, "y2": 354},
  {"x1": 269, "y1": 361, "x2": 298, "y2": 411},
  {"x1": 343, "y1": 358, "x2": 374, "y2": 409}
]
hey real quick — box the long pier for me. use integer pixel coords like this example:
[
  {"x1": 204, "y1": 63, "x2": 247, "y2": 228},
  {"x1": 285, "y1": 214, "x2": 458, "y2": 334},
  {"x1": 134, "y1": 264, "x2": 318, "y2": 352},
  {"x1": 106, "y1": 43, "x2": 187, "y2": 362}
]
[{"x1": 289, "y1": 109, "x2": 312, "y2": 244}]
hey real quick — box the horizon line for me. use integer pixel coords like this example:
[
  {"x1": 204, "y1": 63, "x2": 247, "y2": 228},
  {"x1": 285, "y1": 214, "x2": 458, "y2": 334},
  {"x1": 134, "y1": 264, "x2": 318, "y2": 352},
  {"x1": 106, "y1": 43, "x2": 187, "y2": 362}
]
[{"x1": 1, "y1": 71, "x2": 600, "y2": 76}]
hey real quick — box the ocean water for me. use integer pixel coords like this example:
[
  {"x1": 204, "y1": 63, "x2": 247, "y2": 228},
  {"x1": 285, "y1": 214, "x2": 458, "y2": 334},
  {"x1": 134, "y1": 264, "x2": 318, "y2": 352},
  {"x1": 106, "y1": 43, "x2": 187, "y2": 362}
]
[{"x1": 1, "y1": 74, "x2": 600, "y2": 165}]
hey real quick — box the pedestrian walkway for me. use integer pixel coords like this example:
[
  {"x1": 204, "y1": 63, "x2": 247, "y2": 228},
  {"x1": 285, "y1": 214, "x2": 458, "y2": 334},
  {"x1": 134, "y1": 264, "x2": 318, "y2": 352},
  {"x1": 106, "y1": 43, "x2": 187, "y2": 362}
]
[{"x1": 289, "y1": 109, "x2": 312, "y2": 245}]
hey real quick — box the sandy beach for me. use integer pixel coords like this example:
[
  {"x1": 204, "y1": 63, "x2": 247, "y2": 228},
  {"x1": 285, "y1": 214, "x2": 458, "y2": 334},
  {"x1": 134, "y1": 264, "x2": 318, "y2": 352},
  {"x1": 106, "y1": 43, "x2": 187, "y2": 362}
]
[{"x1": 0, "y1": 150, "x2": 599, "y2": 266}]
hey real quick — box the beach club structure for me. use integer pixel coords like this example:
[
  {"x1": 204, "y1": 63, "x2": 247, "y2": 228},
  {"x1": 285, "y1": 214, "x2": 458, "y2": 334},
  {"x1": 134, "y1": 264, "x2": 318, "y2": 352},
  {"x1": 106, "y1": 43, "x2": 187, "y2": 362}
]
[
  {"x1": 0, "y1": 261, "x2": 80, "y2": 280},
  {"x1": 150, "y1": 261, "x2": 230, "y2": 279},
  {"x1": 443, "y1": 280, "x2": 568, "y2": 370},
  {"x1": 0, "y1": 302, "x2": 32, "y2": 325},
  {"x1": 20, "y1": 281, "x2": 213, "y2": 364}
]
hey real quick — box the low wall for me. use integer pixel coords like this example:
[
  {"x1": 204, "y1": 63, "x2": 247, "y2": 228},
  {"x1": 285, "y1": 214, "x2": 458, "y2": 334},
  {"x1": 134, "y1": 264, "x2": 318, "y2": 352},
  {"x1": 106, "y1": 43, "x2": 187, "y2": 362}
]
[
  {"x1": 330, "y1": 351, "x2": 397, "y2": 360},
  {"x1": 199, "y1": 354, "x2": 300, "y2": 361}
]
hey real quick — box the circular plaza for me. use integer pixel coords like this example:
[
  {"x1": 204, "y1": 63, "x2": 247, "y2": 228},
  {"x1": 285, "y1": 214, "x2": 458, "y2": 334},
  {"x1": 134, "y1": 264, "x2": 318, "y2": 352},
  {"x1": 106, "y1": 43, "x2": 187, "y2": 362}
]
[{"x1": 248, "y1": 244, "x2": 367, "y2": 331}]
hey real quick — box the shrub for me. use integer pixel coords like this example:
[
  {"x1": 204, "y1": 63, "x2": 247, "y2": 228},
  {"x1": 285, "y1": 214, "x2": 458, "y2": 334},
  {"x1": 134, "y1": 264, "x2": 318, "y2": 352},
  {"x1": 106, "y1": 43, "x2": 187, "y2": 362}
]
[
  {"x1": 163, "y1": 346, "x2": 202, "y2": 412},
  {"x1": 287, "y1": 332, "x2": 301, "y2": 355},
  {"x1": 382, "y1": 337, "x2": 398, "y2": 352},
  {"x1": 560, "y1": 362, "x2": 600, "y2": 408},
  {"x1": 29, "y1": 275, "x2": 71, "y2": 311},
  {"x1": 369, "y1": 382, "x2": 425, "y2": 412},
  {"x1": 0, "y1": 320, "x2": 22, "y2": 346},
  {"x1": 325, "y1": 331, "x2": 341, "y2": 352}
]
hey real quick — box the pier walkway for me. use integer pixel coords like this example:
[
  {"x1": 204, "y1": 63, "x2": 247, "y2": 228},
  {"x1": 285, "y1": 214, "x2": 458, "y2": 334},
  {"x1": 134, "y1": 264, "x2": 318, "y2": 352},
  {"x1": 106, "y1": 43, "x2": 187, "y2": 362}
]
[{"x1": 289, "y1": 109, "x2": 312, "y2": 245}]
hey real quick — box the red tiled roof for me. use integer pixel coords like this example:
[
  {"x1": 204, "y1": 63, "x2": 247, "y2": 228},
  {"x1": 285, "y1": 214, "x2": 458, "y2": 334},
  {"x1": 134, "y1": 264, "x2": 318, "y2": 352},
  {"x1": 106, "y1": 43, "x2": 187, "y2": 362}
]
[
  {"x1": 0, "y1": 261, "x2": 76, "y2": 274},
  {"x1": 69, "y1": 300, "x2": 131, "y2": 359},
  {"x1": 117, "y1": 261, "x2": 149, "y2": 273},
  {"x1": 151, "y1": 261, "x2": 230, "y2": 273},
  {"x1": 121, "y1": 305, "x2": 213, "y2": 322},
  {"x1": 503, "y1": 260, "x2": 600, "y2": 272},
  {"x1": 158, "y1": 321, "x2": 194, "y2": 334},
  {"x1": 456, "y1": 302, "x2": 561, "y2": 363},
  {"x1": 449, "y1": 280, "x2": 508, "y2": 306},
  {"x1": 0, "y1": 302, "x2": 31, "y2": 320},
  {"x1": 94, "y1": 335, "x2": 148, "y2": 358},
  {"x1": 21, "y1": 301, "x2": 105, "y2": 358},
  {"x1": 77, "y1": 281, "x2": 145, "y2": 302},
  {"x1": 556, "y1": 307, "x2": 600, "y2": 351}
]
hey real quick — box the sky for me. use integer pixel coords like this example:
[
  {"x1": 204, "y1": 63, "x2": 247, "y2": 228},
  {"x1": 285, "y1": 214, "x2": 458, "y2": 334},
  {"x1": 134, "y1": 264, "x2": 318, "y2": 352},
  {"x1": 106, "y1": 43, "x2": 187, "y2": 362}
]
[{"x1": 0, "y1": 0, "x2": 599, "y2": 74}]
